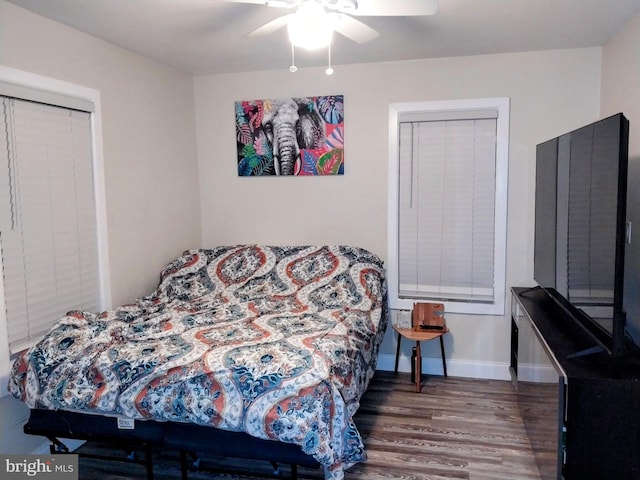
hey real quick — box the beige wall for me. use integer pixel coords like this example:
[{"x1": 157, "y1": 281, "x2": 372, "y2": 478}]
[
  {"x1": 602, "y1": 11, "x2": 640, "y2": 345},
  {"x1": 602, "y1": 11, "x2": 640, "y2": 154},
  {"x1": 194, "y1": 48, "x2": 603, "y2": 377},
  {"x1": 0, "y1": 1, "x2": 202, "y2": 307}
]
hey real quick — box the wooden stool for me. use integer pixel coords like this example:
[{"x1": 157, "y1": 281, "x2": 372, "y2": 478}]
[{"x1": 393, "y1": 303, "x2": 449, "y2": 392}]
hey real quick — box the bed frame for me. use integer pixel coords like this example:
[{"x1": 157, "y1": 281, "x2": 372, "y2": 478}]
[{"x1": 24, "y1": 408, "x2": 319, "y2": 479}]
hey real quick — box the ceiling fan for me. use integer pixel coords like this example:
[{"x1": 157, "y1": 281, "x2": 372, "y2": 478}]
[{"x1": 223, "y1": 0, "x2": 439, "y2": 48}]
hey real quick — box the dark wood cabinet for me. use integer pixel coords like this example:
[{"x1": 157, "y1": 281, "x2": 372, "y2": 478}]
[{"x1": 511, "y1": 287, "x2": 640, "y2": 480}]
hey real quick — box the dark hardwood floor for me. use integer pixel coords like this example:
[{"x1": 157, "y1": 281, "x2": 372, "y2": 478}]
[{"x1": 77, "y1": 371, "x2": 541, "y2": 480}]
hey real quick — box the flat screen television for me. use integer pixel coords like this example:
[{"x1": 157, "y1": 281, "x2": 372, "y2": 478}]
[{"x1": 533, "y1": 113, "x2": 630, "y2": 357}]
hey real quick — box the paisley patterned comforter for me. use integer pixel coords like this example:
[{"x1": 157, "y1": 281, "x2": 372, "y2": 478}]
[{"x1": 9, "y1": 245, "x2": 388, "y2": 479}]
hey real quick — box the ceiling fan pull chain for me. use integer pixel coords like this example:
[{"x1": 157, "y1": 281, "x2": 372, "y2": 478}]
[
  {"x1": 289, "y1": 43, "x2": 298, "y2": 73},
  {"x1": 325, "y1": 42, "x2": 334, "y2": 75}
]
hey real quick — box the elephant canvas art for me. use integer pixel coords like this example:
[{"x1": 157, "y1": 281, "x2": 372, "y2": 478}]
[{"x1": 235, "y1": 95, "x2": 344, "y2": 176}]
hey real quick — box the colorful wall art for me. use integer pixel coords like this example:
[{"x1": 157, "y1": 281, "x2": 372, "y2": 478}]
[{"x1": 235, "y1": 95, "x2": 344, "y2": 176}]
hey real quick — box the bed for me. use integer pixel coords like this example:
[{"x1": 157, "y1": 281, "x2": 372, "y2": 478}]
[{"x1": 8, "y1": 245, "x2": 388, "y2": 480}]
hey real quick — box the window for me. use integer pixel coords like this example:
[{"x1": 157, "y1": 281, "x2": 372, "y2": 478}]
[
  {"x1": 388, "y1": 98, "x2": 510, "y2": 315},
  {"x1": 0, "y1": 69, "x2": 110, "y2": 359}
]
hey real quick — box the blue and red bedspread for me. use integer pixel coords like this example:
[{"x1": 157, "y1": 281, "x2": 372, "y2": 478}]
[{"x1": 9, "y1": 245, "x2": 388, "y2": 479}]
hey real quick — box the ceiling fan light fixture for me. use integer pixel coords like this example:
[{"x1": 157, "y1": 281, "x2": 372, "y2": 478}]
[{"x1": 287, "y1": 3, "x2": 334, "y2": 50}]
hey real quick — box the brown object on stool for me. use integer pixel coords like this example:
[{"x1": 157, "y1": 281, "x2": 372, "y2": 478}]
[
  {"x1": 412, "y1": 302, "x2": 445, "y2": 332},
  {"x1": 394, "y1": 302, "x2": 449, "y2": 392}
]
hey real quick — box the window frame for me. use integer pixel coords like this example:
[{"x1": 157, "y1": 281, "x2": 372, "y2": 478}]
[
  {"x1": 0, "y1": 66, "x2": 111, "y2": 393},
  {"x1": 387, "y1": 97, "x2": 510, "y2": 315}
]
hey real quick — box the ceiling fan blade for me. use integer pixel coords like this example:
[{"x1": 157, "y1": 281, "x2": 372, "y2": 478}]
[
  {"x1": 331, "y1": 0, "x2": 438, "y2": 16},
  {"x1": 246, "y1": 13, "x2": 294, "y2": 37},
  {"x1": 222, "y1": 0, "x2": 295, "y2": 7},
  {"x1": 331, "y1": 14, "x2": 379, "y2": 43}
]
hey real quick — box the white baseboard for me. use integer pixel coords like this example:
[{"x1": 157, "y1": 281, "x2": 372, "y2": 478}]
[{"x1": 376, "y1": 352, "x2": 512, "y2": 381}]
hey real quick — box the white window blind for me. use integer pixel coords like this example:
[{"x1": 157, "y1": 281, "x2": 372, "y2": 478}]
[
  {"x1": 0, "y1": 97, "x2": 100, "y2": 354},
  {"x1": 398, "y1": 118, "x2": 497, "y2": 303}
]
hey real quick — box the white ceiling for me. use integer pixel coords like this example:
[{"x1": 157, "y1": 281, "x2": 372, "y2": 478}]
[{"x1": 7, "y1": 0, "x2": 640, "y2": 75}]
